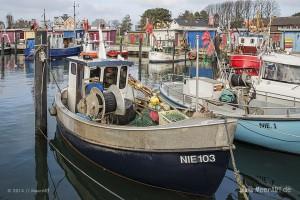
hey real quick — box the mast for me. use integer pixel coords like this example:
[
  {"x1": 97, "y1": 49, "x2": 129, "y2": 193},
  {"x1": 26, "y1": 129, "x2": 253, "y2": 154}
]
[
  {"x1": 43, "y1": 8, "x2": 46, "y2": 28},
  {"x1": 195, "y1": 35, "x2": 199, "y2": 112},
  {"x1": 73, "y1": 1, "x2": 76, "y2": 33}
]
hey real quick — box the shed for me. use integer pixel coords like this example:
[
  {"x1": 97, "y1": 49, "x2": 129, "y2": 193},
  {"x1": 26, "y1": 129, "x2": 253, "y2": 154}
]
[
  {"x1": 88, "y1": 29, "x2": 117, "y2": 44},
  {"x1": 186, "y1": 31, "x2": 216, "y2": 49}
]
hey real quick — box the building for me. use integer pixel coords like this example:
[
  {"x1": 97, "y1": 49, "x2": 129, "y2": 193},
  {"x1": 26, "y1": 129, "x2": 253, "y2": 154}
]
[
  {"x1": 88, "y1": 28, "x2": 117, "y2": 45},
  {"x1": 150, "y1": 18, "x2": 216, "y2": 49},
  {"x1": 53, "y1": 14, "x2": 75, "y2": 30},
  {"x1": 0, "y1": 29, "x2": 24, "y2": 44},
  {"x1": 126, "y1": 31, "x2": 147, "y2": 45},
  {"x1": 271, "y1": 16, "x2": 300, "y2": 52}
]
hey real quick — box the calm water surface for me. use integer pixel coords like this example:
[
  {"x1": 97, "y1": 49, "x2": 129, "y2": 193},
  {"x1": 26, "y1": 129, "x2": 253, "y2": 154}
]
[{"x1": 0, "y1": 55, "x2": 299, "y2": 200}]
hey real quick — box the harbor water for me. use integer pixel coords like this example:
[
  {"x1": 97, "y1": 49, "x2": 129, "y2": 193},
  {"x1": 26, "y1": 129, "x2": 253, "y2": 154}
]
[{"x1": 0, "y1": 54, "x2": 299, "y2": 200}]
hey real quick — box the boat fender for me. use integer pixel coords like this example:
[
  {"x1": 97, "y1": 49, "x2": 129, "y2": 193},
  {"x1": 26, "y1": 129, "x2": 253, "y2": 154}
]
[{"x1": 49, "y1": 105, "x2": 57, "y2": 116}]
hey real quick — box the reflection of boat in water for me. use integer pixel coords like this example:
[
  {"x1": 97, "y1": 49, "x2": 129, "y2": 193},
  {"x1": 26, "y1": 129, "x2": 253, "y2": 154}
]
[
  {"x1": 51, "y1": 126, "x2": 211, "y2": 200},
  {"x1": 231, "y1": 142, "x2": 300, "y2": 200}
]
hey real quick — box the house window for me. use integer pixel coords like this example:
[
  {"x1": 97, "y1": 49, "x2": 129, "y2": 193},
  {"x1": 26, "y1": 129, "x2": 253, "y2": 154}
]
[
  {"x1": 71, "y1": 63, "x2": 76, "y2": 75},
  {"x1": 103, "y1": 67, "x2": 118, "y2": 88},
  {"x1": 119, "y1": 66, "x2": 127, "y2": 89}
]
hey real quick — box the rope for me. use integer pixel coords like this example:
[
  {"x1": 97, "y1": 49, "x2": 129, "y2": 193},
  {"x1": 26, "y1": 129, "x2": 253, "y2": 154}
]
[
  {"x1": 36, "y1": 128, "x2": 125, "y2": 200},
  {"x1": 223, "y1": 118, "x2": 249, "y2": 200}
]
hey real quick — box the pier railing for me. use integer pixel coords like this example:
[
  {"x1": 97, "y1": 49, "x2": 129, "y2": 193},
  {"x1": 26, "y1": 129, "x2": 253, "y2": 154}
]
[{"x1": 160, "y1": 74, "x2": 300, "y2": 117}]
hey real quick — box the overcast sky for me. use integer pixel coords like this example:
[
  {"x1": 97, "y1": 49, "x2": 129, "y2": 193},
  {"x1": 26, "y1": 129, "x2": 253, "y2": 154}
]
[{"x1": 0, "y1": 0, "x2": 299, "y2": 25}]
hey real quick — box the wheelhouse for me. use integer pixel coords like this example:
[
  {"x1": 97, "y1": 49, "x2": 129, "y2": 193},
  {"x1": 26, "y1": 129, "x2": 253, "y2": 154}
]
[
  {"x1": 260, "y1": 53, "x2": 300, "y2": 85},
  {"x1": 67, "y1": 56, "x2": 134, "y2": 113}
]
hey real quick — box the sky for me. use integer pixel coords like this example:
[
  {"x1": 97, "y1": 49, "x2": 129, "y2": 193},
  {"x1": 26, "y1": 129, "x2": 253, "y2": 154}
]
[{"x1": 0, "y1": 0, "x2": 300, "y2": 26}]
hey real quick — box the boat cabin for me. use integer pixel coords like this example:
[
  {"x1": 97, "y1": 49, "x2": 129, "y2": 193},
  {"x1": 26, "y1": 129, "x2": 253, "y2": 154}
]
[
  {"x1": 67, "y1": 56, "x2": 134, "y2": 113},
  {"x1": 238, "y1": 35, "x2": 264, "y2": 55},
  {"x1": 260, "y1": 53, "x2": 300, "y2": 84},
  {"x1": 253, "y1": 53, "x2": 300, "y2": 104}
]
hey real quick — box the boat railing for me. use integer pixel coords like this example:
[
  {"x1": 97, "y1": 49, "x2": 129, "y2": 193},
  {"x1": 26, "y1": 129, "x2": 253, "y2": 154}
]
[
  {"x1": 160, "y1": 80, "x2": 300, "y2": 117},
  {"x1": 160, "y1": 74, "x2": 188, "y2": 83},
  {"x1": 256, "y1": 89, "x2": 300, "y2": 107}
]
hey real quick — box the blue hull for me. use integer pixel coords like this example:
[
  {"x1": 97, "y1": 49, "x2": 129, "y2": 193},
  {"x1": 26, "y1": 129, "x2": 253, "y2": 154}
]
[
  {"x1": 236, "y1": 119, "x2": 300, "y2": 154},
  {"x1": 50, "y1": 46, "x2": 81, "y2": 58},
  {"x1": 24, "y1": 46, "x2": 81, "y2": 58},
  {"x1": 58, "y1": 122, "x2": 230, "y2": 196}
]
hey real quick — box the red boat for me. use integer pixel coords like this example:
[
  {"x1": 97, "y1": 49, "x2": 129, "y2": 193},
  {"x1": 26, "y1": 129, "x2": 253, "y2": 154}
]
[
  {"x1": 107, "y1": 50, "x2": 129, "y2": 58},
  {"x1": 229, "y1": 55, "x2": 262, "y2": 76}
]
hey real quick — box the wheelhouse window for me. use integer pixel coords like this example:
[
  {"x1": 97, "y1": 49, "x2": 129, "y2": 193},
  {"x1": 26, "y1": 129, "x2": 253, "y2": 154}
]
[
  {"x1": 263, "y1": 62, "x2": 300, "y2": 84},
  {"x1": 90, "y1": 67, "x2": 101, "y2": 82},
  {"x1": 240, "y1": 38, "x2": 245, "y2": 44},
  {"x1": 71, "y1": 63, "x2": 76, "y2": 75},
  {"x1": 119, "y1": 66, "x2": 128, "y2": 89},
  {"x1": 103, "y1": 67, "x2": 118, "y2": 88}
]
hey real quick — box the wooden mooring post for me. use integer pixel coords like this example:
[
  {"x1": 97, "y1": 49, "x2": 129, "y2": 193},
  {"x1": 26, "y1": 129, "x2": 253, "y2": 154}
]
[
  {"x1": 138, "y1": 37, "x2": 142, "y2": 81},
  {"x1": 35, "y1": 30, "x2": 48, "y2": 134},
  {"x1": 34, "y1": 30, "x2": 49, "y2": 200},
  {"x1": 172, "y1": 40, "x2": 175, "y2": 74},
  {"x1": 1, "y1": 36, "x2": 4, "y2": 58},
  {"x1": 119, "y1": 37, "x2": 123, "y2": 54}
]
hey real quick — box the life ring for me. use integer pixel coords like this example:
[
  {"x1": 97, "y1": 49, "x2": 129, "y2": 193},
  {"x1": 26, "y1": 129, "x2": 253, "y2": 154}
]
[{"x1": 188, "y1": 51, "x2": 197, "y2": 60}]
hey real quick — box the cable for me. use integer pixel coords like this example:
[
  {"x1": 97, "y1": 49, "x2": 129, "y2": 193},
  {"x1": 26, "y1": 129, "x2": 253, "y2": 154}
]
[{"x1": 223, "y1": 118, "x2": 249, "y2": 200}]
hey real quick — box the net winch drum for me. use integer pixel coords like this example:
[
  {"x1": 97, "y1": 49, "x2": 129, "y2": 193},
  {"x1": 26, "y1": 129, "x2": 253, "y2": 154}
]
[
  {"x1": 229, "y1": 73, "x2": 252, "y2": 87},
  {"x1": 77, "y1": 85, "x2": 126, "y2": 120}
]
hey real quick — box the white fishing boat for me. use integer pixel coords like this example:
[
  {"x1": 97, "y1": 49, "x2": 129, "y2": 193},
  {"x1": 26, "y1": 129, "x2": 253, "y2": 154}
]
[
  {"x1": 50, "y1": 28, "x2": 237, "y2": 196},
  {"x1": 149, "y1": 40, "x2": 186, "y2": 63},
  {"x1": 159, "y1": 44, "x2": 300, "y2": 155}
]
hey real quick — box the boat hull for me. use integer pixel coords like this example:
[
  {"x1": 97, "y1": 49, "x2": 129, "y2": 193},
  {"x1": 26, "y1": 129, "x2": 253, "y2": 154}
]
[
  {"x1": 57, "y1": 121, "x2": 230, "y2": 196},
  {"x1": 236, "y1": 119, "x2": 300, "y2": 154},
  {"x1": 149, "y1": 52, "x2": 186, "y2": 63},
  {"x1": 54, "y1": 89, "x2": 236, "y2": 196},
  {"x1": 24, "y1": 46, "x2": 81, "y2": 58},
  {"x1": 50, "y1": 46, "x2": 81, "y2": 58}
]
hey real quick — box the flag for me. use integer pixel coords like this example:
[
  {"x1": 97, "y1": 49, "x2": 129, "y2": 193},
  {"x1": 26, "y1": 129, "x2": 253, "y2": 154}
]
[
  {"x1": 145, "y1": 22, "x2": 153, "y2": 34},
  {"x1": 206, "y1": 41, "x2": 215, "y2": 56},
  {"x1": 208, "y1": 15, "x2": 214, "y2": 26},
  {"x1": 202, "y1": 31, "x2": 211, "y2": 47}
]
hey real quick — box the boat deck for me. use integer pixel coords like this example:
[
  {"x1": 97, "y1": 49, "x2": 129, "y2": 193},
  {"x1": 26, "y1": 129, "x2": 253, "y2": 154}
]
[{"x1": 159, "y1": 80, "x2": 300, "y2": 119}]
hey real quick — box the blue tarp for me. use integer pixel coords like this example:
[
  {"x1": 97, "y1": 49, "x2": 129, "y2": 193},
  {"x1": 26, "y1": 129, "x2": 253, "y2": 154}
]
[
  {"x1": 186, "y1": 31, "x2": 216, "y2": 49},
  {"x1": 26, "y1": 39, "x2": 35, "y2": 49}
]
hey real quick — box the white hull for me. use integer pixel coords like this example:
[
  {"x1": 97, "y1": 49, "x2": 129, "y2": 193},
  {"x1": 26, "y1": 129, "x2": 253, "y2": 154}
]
[{"x1": 149, "y1": 51, "x2": 186, "y2": 63}]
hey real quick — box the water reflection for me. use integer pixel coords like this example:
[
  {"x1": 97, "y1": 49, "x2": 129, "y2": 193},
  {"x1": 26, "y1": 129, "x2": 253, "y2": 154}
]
[
  {"x1": 0, "y1": 55, "x2": 299, "y2": 200},
  {"x1": 232, "y1": 142, "x2": 300, "y2": 200}
]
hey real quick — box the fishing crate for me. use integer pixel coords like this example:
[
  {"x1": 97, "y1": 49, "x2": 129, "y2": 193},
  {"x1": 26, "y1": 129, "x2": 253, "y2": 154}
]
[{"x1": 158, "y1": 110, "x2": 189, "y2": 125}]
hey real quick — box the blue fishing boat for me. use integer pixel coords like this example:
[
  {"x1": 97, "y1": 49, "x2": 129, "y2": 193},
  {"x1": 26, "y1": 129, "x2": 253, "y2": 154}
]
[
  {"x1": 24, "y1": 32, "x2": 81, "y2": 59},
  {"x1": 50, "y1": 29, "x2": 237, "y2": 196}
]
